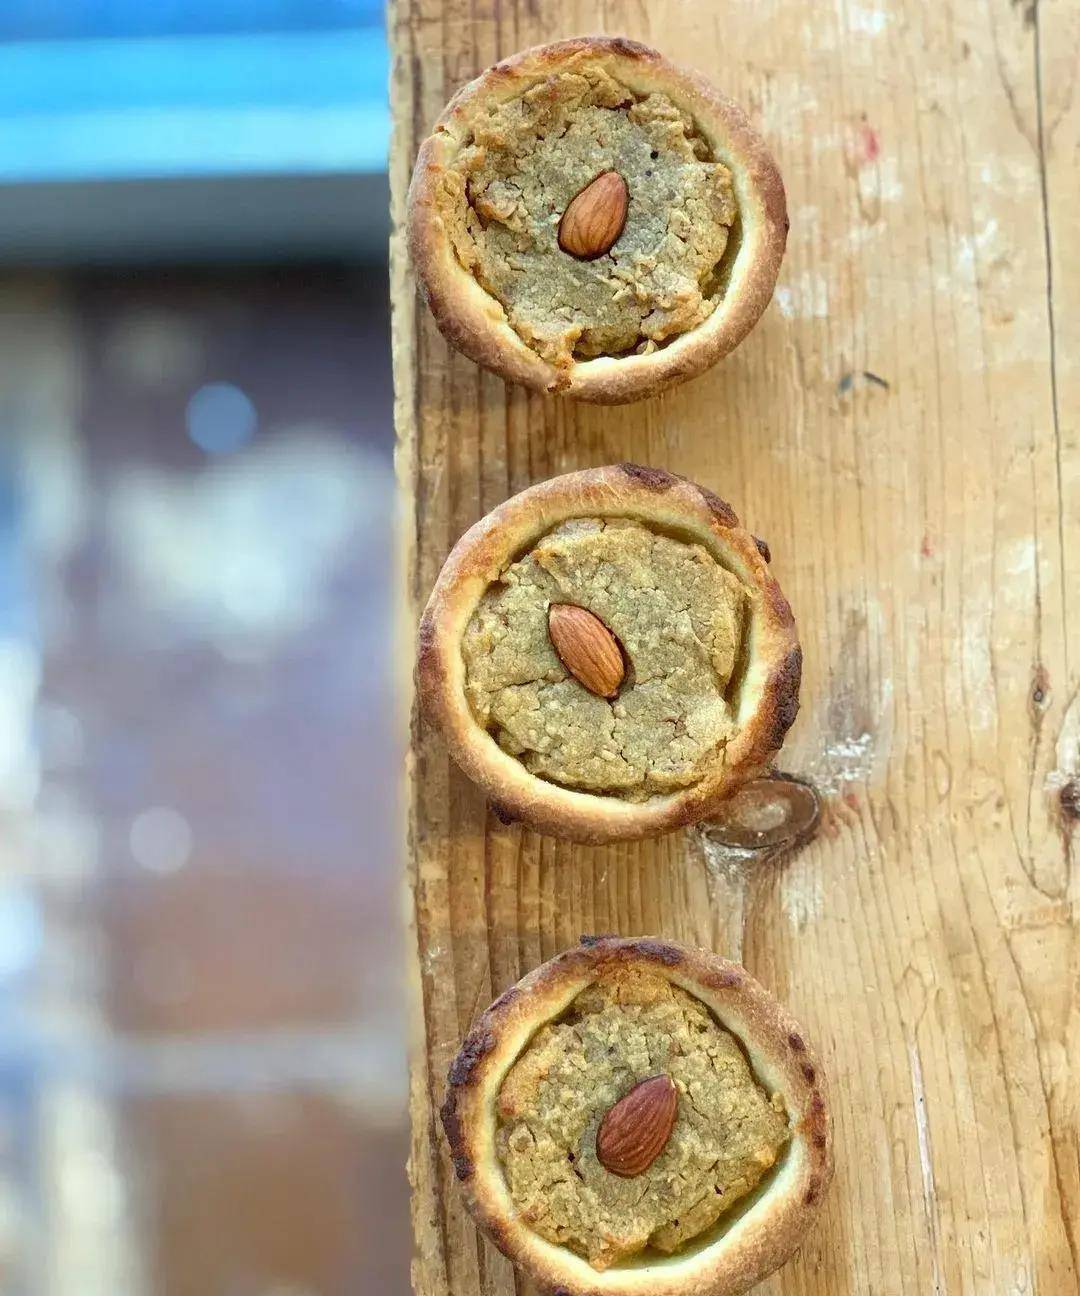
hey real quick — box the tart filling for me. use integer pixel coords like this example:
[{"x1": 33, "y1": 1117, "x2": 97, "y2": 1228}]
[
  {"x1": 438, "y1": 65, "x2": 737, "y2": 368},
  {"x1": 495, "y1": 968, "x2": 790, "y2": 1270},
  {"x1": 462, "y1": 518, "x2": 748, "y2": 800}
]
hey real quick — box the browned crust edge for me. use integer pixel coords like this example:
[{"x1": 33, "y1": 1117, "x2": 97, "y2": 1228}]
[
  {"x1": 417, "y1": 464, "x2": 801, "y2": 843},
  {"x1": 406, "y1": 36, "x2": 788, "y2": 404},
  {"x1": 440, "y1": 937, "x2": 834, "y2": 1296}
]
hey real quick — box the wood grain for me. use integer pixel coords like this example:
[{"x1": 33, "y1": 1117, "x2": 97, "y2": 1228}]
[{"x1": 390, "y1": 1, "x2": 1080, "y2": 1292}]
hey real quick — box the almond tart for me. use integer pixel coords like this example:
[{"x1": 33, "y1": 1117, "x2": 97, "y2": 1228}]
[
  {"x1": 407, "y1": 36, "x2": 787, "y2": 403},
  {"x1": 416, "y1": 464, "x2": 801, "y2": 843},
  {"x1": 441, "y1": 936, "x2": 833, "y2": 1295}
]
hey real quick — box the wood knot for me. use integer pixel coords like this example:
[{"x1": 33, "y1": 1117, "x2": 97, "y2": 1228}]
[
  {"x1": 1030, "y1": 663, "x2": 1050, "y2": 715},
  {"x1": 699, "y1": 773, "x2": 820, "y2": 857}
]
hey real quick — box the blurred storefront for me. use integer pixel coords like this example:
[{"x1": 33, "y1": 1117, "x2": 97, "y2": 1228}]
[{"x1": 0, "y1": 6, "x2": 406, "y2": 1294}]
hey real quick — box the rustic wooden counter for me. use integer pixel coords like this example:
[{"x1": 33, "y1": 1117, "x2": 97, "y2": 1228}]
[{"x1": 390, "y1": 2, "x2": 1079, "y2": 1291}]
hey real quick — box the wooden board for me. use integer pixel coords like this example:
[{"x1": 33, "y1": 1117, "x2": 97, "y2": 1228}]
[{"x1": 389, "y1": 1, "x2": 1080, "y2": 1291}]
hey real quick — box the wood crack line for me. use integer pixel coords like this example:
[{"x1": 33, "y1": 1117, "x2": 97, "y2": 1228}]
[
  {"x1": 1032, "y1": 0, "x2": 1069, "y2": 681},
  {"x1": 908, "y1": 1038, "x2": 945, "y2": 1295}
]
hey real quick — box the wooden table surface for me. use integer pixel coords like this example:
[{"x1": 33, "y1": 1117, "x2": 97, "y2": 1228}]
[{"x1": 390, "y1": 2, "x2": 1079, "y2": 1292}]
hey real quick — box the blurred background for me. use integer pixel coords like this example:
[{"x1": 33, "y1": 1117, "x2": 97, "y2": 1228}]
[{"x1": 0, "y1": 4, "x2": 407, "y2": 1294}]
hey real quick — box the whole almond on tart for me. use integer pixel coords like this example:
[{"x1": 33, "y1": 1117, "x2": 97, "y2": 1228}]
[
  {"x1": 547, "y1": 603, "x2": 625, "y2": 699},
  {"x1": 596, "y1": 1073, "x2": 678, "y2": 1177},
  {"x1": 557, "y1": 170, "x2": 629, "y2": 260}
]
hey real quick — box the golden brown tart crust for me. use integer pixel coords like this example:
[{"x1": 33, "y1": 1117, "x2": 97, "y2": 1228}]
[
  {"x1": 407, "y1": 36, "x2": 787, "y2": 404},
  {"x1": 441, "y1": 937, "x2": 834, "y2": 1296},
  {"x1": 417, "y1": 464, "x2": 800, "y2": 843}
]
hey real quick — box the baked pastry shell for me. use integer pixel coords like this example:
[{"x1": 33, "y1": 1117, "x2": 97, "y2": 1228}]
[
  {"x1": 441, "y1": 936, "x2": 834, "y2": 1296},
  {"x1": 407, "y1": 35, "x2": 788, "y2": 404},
  {"x1": 416, "y1": 464, "x2": 801, "y2": 843}
]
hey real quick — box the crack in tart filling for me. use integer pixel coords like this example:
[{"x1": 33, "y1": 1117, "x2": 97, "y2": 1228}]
[
  {"x1": 407, "y1": 37, "x2": 787, "y2": 403},
  {"x1": 441, "y1": 938, "x2": 833, "y2": 1296},
  {"x1": 417, "y1": 465, "x2": 800, "y2": 842}
]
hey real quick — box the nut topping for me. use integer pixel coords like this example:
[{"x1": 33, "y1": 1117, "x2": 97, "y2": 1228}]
[
  {"x1": 557, "y1": 170, "x2": 629, "y2": 260},
  {"x1": 595, "y1": 1074, "x2": 678, "y2": 1177},
  {"x1": 547, "y1": 604, "x2": 625, "y2": 699}
]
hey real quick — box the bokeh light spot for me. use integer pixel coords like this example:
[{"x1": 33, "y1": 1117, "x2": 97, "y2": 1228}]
[
  {"x1": 0, "y1": 884, "x2": 42, "y2": 982},
  {"x1": 129, "y1": 806, "x2": 193, "y2": 874},
  {"x1": 185, "y1": 382, "x2": 257, "y2": 455}
]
